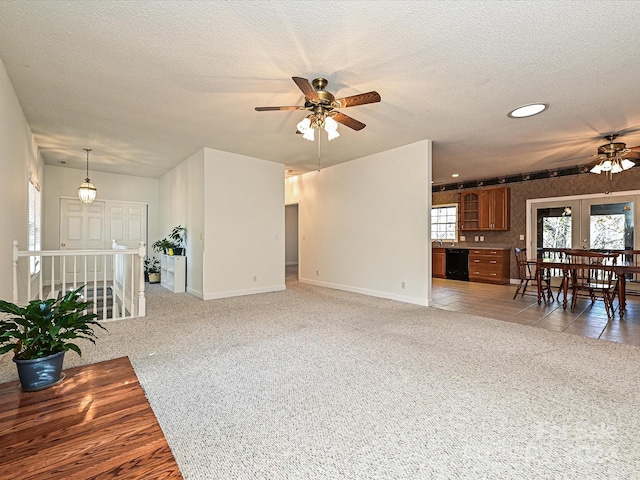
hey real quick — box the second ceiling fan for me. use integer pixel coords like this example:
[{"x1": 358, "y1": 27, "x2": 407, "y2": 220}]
[{"x1": 255, "y1": 77, "x2": 381, "y2": 140}]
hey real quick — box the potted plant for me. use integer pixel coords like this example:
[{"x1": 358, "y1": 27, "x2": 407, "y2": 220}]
[
  {"x1": 168, "y1": 225, "x2": 186, "y2": 255},
  {"x1": 151, "y1": 238, "x2": 175, "y2": 255},
  {"x1": 151, "y1": 225, "x2": 187, "y2": 256},
  {"x1": 0, "y1": 286, "x2": 106, "y2": 391},
  {"x1": 144, "y1": 256, "x2": 161, "y2": 283}
]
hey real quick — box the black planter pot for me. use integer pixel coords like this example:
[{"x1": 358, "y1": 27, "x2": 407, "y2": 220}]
[{"x1": 13, "y1": 350, "x2": 66, "y2": 391}]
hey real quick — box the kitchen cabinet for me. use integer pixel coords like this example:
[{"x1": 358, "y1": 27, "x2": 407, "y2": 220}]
[
  {"x1": 479, "y1": 187, "x2": 510, "y2": 230},
  {"x1": 461, "y1": 187, "x2": 510, "y2": 231},
  {"x1": 460, "y1": 191, "x2": 480, "y2": 231},
  {"x1": 468, "y1": 248, "x2": 510, "y2": 284},
  {"x1": 432, "y1": 247, "x2": 446, "y2": 278}
]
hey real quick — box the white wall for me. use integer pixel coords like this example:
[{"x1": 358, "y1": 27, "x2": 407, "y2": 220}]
[
  {"x1": 285, "y1": 140, "x2": 432, "y2": 306},
  {"x1": 43, "y1": 165, "x2": 160, "y2": 253},
  {"x1": 158, "y1": 147, "x2": 284, "y2": 300},
  {"x1": 202, "y1": 148, "x2": 284, "y2": 299},
  {"x1": 158, "y1": 149, "x2": 205, "y2": 296},
  {"x1": 0, "y1": 60, "x2": 42, "y2": 300},
  {"x1": 285, "y1": 204, "x2": 299, "y2": 265}
]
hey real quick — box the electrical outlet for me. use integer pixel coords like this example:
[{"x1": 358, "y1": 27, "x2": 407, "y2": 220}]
[
  {"x1": 474, "y1": 236, "x2": 479, "y2": 242},
  {"x1": 519, "y1": 234, "x2": 525, "y2": 241},
  {"x1": 480, "y1": 236, "x2": 485, "y2": 242},
  {"x1": 460, "y1": 236, "x2": 465, "y2": 242}
]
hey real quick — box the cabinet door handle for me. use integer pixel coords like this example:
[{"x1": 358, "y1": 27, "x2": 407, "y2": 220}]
[{"x1": 490, "y1": 260, "x2": 497, "y2": 264}]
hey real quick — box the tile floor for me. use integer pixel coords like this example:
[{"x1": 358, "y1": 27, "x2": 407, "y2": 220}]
[{"x1": 432, "y1": 278, "x2": 640, "y2": 347}]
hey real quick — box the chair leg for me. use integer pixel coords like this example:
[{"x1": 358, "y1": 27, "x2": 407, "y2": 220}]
[{"x1": 513, "y1": 280, "x2": 524, "y2": 300}]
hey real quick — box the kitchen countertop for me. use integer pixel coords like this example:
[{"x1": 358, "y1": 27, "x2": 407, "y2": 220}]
[{"x1": 431, "y1": 245, "x2": 512, "y2": 250}]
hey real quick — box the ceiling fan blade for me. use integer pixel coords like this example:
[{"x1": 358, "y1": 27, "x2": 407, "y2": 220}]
[
  {"x1": 255, "y1": 106, "x2": 304, "y2": 111},
  {"x1": 629, "y1": 145, "x2": 640, "y2": 152},
  {"x1": 332, "y1": 111, "x2": 366, "y2": 131},
  {"x1": 334, "y1": 91, "x2": 381, "y2": 109},
  {"x1": 292, "y1": 77, "x2": 320, "y2": 102}
]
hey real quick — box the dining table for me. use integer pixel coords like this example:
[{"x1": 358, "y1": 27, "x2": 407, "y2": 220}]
[{"x1": 535, "y1": 257, "x2": 640, "y2": 318}]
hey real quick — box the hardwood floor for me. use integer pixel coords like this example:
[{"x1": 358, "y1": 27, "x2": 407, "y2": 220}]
[
  {"x1": 0, "y1": 357, "x2": 182, "y2": 480},
  {"x1": 432, "y1": 278, "x2": 640, "y2": 347}
]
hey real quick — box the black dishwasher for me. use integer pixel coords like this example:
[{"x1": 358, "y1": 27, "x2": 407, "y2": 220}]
[{"x1": 446, "y1": 249, "x2": 469, "y2": 281}]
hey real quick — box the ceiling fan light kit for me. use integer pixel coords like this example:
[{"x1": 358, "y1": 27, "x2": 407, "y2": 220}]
[
  {"x1": 255, "y1": 76, "x2": 380, "y2": 141},
  {"x1": 589, "y1": 134, "x2": 637, "y2": 178}
]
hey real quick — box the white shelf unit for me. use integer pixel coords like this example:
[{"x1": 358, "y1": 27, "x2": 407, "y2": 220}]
[{"x1": 161, "y1": 254, "x2": 186, "y2": 293}]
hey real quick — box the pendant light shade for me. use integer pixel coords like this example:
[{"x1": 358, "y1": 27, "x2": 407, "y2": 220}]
[{"x1": 78, "y1": 148, "x2": 97, "y2": 204}]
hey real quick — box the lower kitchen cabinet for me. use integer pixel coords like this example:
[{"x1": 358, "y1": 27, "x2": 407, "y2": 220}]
[
  {"x1": 468, "y1": 248, "x2": 510, "y2": 284},
  {"x1": 432, "y1": 248, "x2": 446, "y2": 278}
]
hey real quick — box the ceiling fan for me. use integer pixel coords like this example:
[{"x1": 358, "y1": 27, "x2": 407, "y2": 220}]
[
  {"x1": 589, "y1": 134, "x2": 640, "y2": 175},
  {"x1": 254, "y1": 77, "x2": 381, "y2": 140}
]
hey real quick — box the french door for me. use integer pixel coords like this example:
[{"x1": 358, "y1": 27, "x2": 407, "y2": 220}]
[
  {"x1": 530, "y1": 193, "x2": 638, "y2": 255},
  {"x1": 59, "y1": 198, "x2": 148, "y2": 281}
]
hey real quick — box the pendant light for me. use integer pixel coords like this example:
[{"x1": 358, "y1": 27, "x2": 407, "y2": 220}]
[{"x1": 77, "y1": 148, "x2": 97, "y2": 204}]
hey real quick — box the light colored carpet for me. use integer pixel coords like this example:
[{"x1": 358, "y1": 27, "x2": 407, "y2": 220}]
[{"x1": 2, "y1": 280, "x2": 640, "y2": 479}]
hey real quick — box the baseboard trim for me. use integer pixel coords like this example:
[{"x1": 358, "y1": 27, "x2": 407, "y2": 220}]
[
  {"x1": 299, "y1": 278, "x2": 429, "y2": 307},
  {"x1": 202, "y1": 285, "x2": 286, "y2": 300}
]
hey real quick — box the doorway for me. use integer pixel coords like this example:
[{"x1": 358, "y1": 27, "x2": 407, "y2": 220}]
[{"x1": 285, "y1": 203, "x2": 299, "y2": 282}]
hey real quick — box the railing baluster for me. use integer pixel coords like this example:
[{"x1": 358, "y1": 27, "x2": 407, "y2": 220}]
[
  {"x1": 93, "y1": 255, "x2": 98, "y2": 315},
  {"x1": 103, "y1": 254, "x2": 108, "y2": 320},
  {"x1": 130, "y1": 254, "x2": 135, "y2": 317},
  {"x1": 73, "y1": 255, "x2": 77, "y2": 292},
  {"x1": 61, "y1": 256, "x2": 66, "y2": 297},
  {"x1": 50, "y1": 256, "x2": 55, "y2": 299}
]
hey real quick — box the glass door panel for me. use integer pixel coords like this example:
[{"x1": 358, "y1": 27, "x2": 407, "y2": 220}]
[
  {"x1": 533, "y1": 200, "x2": 580, "y2": 258},
  {"x1": 580, "y1": 197, "x2": 634, "y2": 250}
]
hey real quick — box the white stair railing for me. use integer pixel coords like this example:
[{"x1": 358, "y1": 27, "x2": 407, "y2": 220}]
[{"x1": 12, "y1": 240, "x2": 146, "y2": 321}]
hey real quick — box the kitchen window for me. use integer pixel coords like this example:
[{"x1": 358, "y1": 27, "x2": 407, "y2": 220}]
[{"x1": 431, "y1": 204, "x2": 458, "y2": 242}]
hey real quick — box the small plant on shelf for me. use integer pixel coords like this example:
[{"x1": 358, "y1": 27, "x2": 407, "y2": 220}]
[{"x1": 151, "y1": 225, "x2": 187, "y2": 255}]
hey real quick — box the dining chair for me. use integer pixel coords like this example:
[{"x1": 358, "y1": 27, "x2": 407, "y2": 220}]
[
  {"x1": 618, "y1": 250, "x2": 640, "y2": 297},
  {"x1": 538, "y1": 248, "x2": 569, "y2": 300},
  {"x1": 513, "y1": 248, "x2": 553, "y2": 303},
  {"x1": 565, "y1": 250, "x2": 619, "y2": 318}
]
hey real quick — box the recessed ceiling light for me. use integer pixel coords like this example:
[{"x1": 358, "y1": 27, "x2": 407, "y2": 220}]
[
  {"x1": 508, "y1": 103, "x2": 548, "y2": 118},
  {"x1": 452, "y1": 173, "x2": 459, "y2": 178}
]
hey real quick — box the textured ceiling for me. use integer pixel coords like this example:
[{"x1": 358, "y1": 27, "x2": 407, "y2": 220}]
[{"x1": 0, "y1": 1, "x2": 639, "y2": 185}]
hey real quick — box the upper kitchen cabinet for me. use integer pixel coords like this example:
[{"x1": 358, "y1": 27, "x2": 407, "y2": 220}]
[
  {"x1": 479, "y1": 187, "x2": 510, "y2": 230},
  {"x1": 461, "y1": 187, "x2": 510, "y2": 231},
  {"x1": 460, "y1": 191, "x2": 480, "y2": 231}
]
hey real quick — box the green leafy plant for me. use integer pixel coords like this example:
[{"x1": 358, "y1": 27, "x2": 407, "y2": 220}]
[
  {"x1": 151, "y1": 238, "x2": 175, "y2": 253},
  {"x1": 151, "y1": 225, "x2": 187, "y2": 254},
  {"x1": 144, "y1": 256, "x2": 160, "y2": 274},
  {"x1": 0, "y1": 286, "x2": 106, "y2": 360},
  {"x1": 168, "y1": 225, "x2": 186, "y2": 248}
]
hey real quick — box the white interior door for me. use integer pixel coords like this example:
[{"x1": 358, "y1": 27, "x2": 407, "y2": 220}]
[
  {"x1": 60, "y1": 199, "x2": 106, "y2": 281},
  {"x1": 59, "y1": 198, "x2": 148, "y2": 282}
]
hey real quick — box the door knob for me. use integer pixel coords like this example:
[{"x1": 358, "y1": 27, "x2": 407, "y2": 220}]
[{"x1": 61, "y1": 243, "x2": 66, "y2": 247}]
